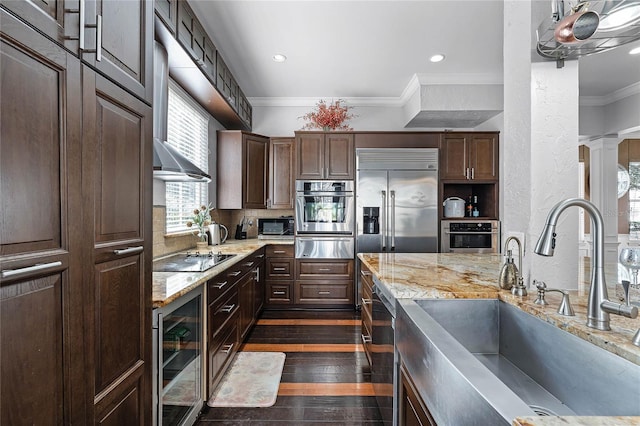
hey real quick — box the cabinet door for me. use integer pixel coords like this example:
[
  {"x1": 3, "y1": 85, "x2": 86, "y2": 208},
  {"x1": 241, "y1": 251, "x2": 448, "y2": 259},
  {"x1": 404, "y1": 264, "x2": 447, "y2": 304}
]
[
  {"x1": 0, "y1": 12, "x2": 84, "y2": 424},
  {"x1": 244, "y1": 134, "x2": 268, "y2": 209},
  {"x1": 469, "y1": 134, "x2": 498, "y2": 181},
  {"x1": 325, "y1": 133, "x2": 354, "y2": 179},
  {"x1": 254, "y1": 261, "x2": 265, "y2": 317},
  {"x1": 399, "y1": 364, "x2": 438, "y2": 426},
  {"x1": 82, "y1": 68, "x2": 152, "y2": 425},
  {"x1": 83, "y1": 0, "x2": 153, "y2": 103},
  {"x1": 440, "y1": 135, "x2": 469, "y2": 180},
  {"x1": 216, "y1": 52, "x2": 239, "y2": 110},
  {"x1": 269, "y1": 138, "x2": 295, "y2": 209},
  {"x1": 177, "y1": 0, "x2": 206, "y2": 65},
  {"x1": 238, "y1": 272, "x2": 254, "y2": 340},
  {"x1": 1, "y1": 0, "x2": 81, "y2": 54},
  {"x1": 155, "y1": 0, "x2": 178, "y2": 34},
  {"x1": 296, "y1": 133, "x2": 325, "y2": 179}
]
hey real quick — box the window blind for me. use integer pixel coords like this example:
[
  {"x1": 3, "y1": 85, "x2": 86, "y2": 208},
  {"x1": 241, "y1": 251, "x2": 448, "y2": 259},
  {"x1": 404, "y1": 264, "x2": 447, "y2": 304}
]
[{"x1": 165, "y1": 81, "x2": 210, "y2": 233}]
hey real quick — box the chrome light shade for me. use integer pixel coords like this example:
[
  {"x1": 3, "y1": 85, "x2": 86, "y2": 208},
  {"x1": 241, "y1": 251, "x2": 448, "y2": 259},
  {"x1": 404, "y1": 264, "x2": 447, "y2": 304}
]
[{"x1": 554, "y1": 10, "x2": 600, "y2": 43}]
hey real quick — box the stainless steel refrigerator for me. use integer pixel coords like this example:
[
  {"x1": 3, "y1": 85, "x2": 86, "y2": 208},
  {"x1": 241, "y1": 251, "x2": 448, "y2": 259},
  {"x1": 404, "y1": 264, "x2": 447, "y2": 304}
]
[{"x1": 356, "y1": 148, "x2": 439, "y2": 255}]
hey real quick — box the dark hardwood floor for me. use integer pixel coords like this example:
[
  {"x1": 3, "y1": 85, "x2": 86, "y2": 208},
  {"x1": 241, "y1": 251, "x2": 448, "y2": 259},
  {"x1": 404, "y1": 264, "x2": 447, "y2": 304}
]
[{"x1": 196, "y1": 310, "x2": 384, "y2": 425}]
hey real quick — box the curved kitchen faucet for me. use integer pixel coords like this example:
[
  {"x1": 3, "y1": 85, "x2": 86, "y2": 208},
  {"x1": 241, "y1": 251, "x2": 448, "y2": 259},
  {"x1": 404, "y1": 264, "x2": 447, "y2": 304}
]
[{"x1": 534, "y1": 198, "x2": 638, "y2": 331}]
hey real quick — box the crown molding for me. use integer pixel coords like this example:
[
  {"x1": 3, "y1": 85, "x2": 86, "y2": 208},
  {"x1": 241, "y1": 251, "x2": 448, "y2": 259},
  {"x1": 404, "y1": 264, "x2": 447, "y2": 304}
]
[{"x1": 580, "y1": 81, "x2": 640, "y2": 106}]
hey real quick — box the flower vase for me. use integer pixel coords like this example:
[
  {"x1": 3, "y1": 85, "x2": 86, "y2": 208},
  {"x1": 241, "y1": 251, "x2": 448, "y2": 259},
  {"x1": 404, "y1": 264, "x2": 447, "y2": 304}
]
[{"x1": 196, "y1": 241, "x2": 208, "y2": 251}]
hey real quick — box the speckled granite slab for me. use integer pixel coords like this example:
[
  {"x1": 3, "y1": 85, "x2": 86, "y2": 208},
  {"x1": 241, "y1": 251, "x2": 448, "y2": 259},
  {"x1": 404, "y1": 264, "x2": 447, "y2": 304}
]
[{"x1": 513, "y1": 417, "x2": 640, "y2": 426}]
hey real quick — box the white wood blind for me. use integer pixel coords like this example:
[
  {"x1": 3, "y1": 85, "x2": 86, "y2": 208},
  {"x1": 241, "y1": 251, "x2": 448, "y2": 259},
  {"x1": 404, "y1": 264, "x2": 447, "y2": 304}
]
[{"x1": 165, "y1": 80, "x2": 209, "y2": 233}]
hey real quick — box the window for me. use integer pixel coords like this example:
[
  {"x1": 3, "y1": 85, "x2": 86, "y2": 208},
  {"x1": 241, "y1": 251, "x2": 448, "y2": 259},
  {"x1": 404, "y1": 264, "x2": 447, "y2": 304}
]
[
  {"x1": 628, "y1": 162, "x2": 640, "y2": 240},
  {"x1": 165, "y1": 81, "x2": 210, "y2": 233}
]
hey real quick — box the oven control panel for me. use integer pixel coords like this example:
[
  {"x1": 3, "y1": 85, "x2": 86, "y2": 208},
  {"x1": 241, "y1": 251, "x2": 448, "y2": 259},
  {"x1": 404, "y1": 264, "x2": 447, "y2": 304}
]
[{"x1": 448, "y1": 222, "x2": 494, "y2": 233}]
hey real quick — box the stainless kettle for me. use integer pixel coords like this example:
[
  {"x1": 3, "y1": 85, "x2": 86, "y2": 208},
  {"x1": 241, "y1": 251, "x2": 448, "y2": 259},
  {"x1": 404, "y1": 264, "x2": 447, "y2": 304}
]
[{"x1": 208, "y1": 223, "x2": 228, "y2": 245}]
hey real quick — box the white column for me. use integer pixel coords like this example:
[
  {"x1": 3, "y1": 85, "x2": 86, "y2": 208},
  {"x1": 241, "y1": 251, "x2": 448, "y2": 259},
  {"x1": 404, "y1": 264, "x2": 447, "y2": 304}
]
[{"x1": 585, "y1": 137, "x2": 620, "y2": 266}]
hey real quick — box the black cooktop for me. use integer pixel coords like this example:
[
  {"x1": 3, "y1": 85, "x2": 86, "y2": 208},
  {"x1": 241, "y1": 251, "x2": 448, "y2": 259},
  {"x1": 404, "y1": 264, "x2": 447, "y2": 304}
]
[{"x1": 153, "y1": 252, "x2": 236, "y2": 273}]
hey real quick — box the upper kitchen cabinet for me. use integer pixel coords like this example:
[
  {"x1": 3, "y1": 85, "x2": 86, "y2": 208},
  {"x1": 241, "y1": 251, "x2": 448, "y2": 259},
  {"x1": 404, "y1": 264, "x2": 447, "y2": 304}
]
[
  {"x1": 154, "y1": 0, "x2": 252, "y2": 131},
  {"x1": 155, "y1": 0, "x2": 178, "y2": 36},
  {"x1": 218, "y1": 131, "x2": 269, "y2": 209},
  {"x1": 296, "y1": 132, "x2": 355, "y2": 180},
  {"x1": 269, "y1": 137, "x2": 296, "y2": 209},
  {"x1": 82, "y1": 0, "x2": 153, "y2": 103},
  {"x1": 1, "y1": 0, "x2": 153, "y2": 104},
  {"x1": 440, "y1": 133, "x2": 498, "y2": 181}
]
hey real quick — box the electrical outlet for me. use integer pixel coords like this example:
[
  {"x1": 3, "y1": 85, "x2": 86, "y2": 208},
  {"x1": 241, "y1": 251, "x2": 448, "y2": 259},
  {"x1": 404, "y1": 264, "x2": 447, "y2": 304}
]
[{"x1": 505, "y1": 231, "x2": 526, "y2": 256}]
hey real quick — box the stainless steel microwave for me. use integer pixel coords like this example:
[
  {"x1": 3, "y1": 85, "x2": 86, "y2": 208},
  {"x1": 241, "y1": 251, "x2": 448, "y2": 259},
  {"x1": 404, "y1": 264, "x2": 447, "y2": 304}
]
[
  {"x1": 440, "y1": 220, "x2": 500, "y2": 254},
  {"x1": 257, "y1": 217, "x2": 294, "y2": 238}
]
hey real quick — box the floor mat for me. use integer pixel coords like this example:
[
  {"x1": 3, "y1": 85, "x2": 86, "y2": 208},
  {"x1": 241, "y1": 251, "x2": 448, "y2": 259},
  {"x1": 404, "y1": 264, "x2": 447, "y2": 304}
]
[{"x1": 207, "y1": 351, "x2": 286, "y2": 408}]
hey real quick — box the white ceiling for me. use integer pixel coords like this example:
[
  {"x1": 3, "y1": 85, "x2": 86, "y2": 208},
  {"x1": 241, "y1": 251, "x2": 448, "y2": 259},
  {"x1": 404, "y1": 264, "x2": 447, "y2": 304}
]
[{"x1": 189, "y1": 0, "x2": 640, "y2": 103}]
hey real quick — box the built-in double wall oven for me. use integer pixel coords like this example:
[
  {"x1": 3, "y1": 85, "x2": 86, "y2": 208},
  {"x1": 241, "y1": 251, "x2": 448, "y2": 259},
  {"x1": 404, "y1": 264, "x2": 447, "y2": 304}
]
[{"x1": 440, "y1": 220, "x2": 500, "y2": 253}]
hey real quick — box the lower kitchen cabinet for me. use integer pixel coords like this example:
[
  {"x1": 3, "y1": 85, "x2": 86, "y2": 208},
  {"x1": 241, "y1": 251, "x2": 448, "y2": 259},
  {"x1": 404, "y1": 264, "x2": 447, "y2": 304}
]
[
  {"x1": 360, "y1": 265, "x2": 374, "y2": 366},
  {"x1": 265, "y1": 245, "x2": 295, "y2": 307},
  {"x1": 399, "y1": 362, "x2": 438, "y2": 426},
  {"x1": 295, "y1": 259, "x2": 354, "y2": 306}
]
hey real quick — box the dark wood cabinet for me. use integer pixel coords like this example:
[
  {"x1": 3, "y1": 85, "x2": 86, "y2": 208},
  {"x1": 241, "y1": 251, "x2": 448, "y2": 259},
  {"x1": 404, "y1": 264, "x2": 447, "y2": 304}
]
[
  {"x1": 296, "y1": 132, "x2": 355, "y2": 180},
  {"x1": 1, "y1": 4, "x2": 153, "y2": 424},
  {"x1": 265, "y1": 245, "x2": 295, "y2": 306},
  {"x1": 399, "y1": 362, "x2": 438, "y2": 426},
  {"x1": 82, "y1": 67, "x2": 152, "y2": 425},
  {"x1": 440, "y1": 133, "x2": 498, "y2": 181},
  {"x1": 177, "y1": 0, "x2": 216, "y2": 82},
  {"x1": 0, "y1": 11, "x2": 83, "y2": 424},
  {"x1": 82, "y1": 0, "x2": 153, "y2": 103},
  {"x1": 295, "y1": 259, "x2": 354, "y2": 306},
  {"x1": 238, "y1": 88, "x2": 253, "y2": 127},
  {"x1": 217, "y1": 131, "x2": 269, "y2": 209},
  {"x1": 269, "y1": 137, "x2": 296, "y2": 209},
  {"x1": 216, "y1": 52, "x2": 239, "y2": 111},
  {"x1": 360, "y1": 265, "x2": 374, "y2": 366},
  {"x1": 154, "y1": 0, "x2": 178, "y2": 35}
]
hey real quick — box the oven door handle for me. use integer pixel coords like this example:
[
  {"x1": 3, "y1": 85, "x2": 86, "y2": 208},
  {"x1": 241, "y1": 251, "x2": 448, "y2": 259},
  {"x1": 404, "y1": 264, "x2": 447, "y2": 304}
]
[
  {"x1": 381, "y1": 190, "x2": 387, "y2": 251},
  {"x1": 298, "y1": 191, "x2": 353, "y2": 197},
  {"x1": 444, "y1": 231, "x2": 497, "y2": 235}
]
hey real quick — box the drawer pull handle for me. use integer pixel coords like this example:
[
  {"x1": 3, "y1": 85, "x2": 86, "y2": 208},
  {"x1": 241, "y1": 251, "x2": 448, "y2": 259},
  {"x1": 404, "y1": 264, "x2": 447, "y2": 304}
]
[
  {"x1": 220, "y1": 304, "x2": 235, "y2": 313},
  {"x1": 1, "y1": 261, "x2": 63, "y2": 278},
  {"x1": 273, "y1": 291, "x2": 286, "y2": 295},
  {"x1": 273, "y1": 250, "x2": 286, "y2": 254},
  {"x1": 361, "y1": 298, "x2": 372, "y2": 305},
  {"x1": 228, "y1": 271, "x2": 242, "y2": 277},
  {"x1": 318, "y1": 291, "x2": 331, "y2": 295},
  {"x1": 113, "y1": 246, "x2": 143, "y2": 255},
  {"x1": 318, "y1": 268, "x2": 330, "y2": 271},
  {"x1": 273, "y1": 267, "x2": 286, "y2": 271},
  {"x1": 221, "y1": 343, "x2": 234, "y2": 354},
  {"x1": 256, "y1": 254, "x2": 265, "y2": 258},
  {"x1": 244, "y1": 261, "x2": 254, "y2": 267},
  {"x1": 361, "y1": 270, "x2": 372, "y2": 277},
  {"x1": 361, "y1": 334, "x2": 372, "y2": 344},
  {"x1": 212, "y1": 281, "x2": 228, "y2": 290}
]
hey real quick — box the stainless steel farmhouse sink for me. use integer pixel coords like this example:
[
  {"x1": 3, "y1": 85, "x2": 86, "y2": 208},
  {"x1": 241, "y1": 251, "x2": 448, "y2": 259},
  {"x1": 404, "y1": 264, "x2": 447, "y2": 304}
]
[{"x1": 396, "y1": 298, "x2": 640, "y2": 425}]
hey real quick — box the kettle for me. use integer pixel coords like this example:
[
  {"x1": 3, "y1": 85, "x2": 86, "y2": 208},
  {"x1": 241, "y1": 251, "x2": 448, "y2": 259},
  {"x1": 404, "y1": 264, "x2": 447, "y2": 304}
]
[{"x1": 208, "y1": 223, "x2": 228, "y2": 245}]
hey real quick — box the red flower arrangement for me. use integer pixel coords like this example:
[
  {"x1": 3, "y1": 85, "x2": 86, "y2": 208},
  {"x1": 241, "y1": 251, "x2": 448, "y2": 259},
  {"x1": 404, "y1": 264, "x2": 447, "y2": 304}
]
[{"x1": 300, "y1": 99, "x2": 355, "y2": 131}]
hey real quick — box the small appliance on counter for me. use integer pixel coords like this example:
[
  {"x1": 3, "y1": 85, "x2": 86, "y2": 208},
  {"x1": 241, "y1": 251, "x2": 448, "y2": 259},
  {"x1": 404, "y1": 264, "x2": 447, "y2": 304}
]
[
  {"x1": 258, "y1": 216, "x2": 294, "y2": 239},
  {"x1": 443, "y1": 197, "x2": 466, "y2": 218},
  {"x1": 207, "y1": 223, "x2": 228, "y2": 245}
]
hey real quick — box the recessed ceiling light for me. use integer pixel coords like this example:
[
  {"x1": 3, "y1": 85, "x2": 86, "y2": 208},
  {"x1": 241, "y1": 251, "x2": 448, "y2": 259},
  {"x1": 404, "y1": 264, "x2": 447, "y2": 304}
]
[
  {"x1": 630, "y1": 46, "x2": 640, "y2": 55},
  {"x1": 272, "y1": 54, "x2": 287, "y2": 62},
  {"x1": 430, "y1": 54, "x2": 445, "y2": 63}
]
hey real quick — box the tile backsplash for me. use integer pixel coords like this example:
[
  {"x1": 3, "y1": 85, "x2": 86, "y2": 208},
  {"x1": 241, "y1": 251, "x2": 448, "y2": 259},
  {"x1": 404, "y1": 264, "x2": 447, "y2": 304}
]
[{"x1": 153, "y1": 207, "x2": 293, "y2": 258}]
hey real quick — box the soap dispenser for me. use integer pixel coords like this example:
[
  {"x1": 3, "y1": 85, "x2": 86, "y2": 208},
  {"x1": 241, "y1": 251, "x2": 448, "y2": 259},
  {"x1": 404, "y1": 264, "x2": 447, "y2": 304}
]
[{"x1": 498, "y1": 249, "x2": 518, "y2": 290}]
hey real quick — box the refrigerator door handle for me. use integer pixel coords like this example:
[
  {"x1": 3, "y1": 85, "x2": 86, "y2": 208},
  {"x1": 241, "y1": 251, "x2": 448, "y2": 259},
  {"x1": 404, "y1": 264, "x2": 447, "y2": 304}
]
[
  {"x1": 390, "y1": 190, "x2": 396, "y2": 251},
  {"x1": 381, "y1": 190, "x2": 387, "y2": 251}
]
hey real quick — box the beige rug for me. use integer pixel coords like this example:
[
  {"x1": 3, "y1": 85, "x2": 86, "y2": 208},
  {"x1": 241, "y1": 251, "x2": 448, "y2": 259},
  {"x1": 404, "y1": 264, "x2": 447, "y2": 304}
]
[{"x1": 207, "y1": 351, "x2": 286, "y2": 408}]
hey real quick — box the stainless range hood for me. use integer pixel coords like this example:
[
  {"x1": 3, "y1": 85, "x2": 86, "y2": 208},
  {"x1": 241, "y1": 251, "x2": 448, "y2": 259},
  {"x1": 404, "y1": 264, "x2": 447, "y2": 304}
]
[{"x1": 153, "y1": 41, "x2": 211, "y2": 183}]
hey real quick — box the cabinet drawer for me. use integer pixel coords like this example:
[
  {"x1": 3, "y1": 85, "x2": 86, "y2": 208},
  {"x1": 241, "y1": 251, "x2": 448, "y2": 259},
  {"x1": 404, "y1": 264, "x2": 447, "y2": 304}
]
[
  {"x1": 208, "y1": 315, "x2": 238, "y2": 395},
  {"x1": 266, "y1": 258, "x2": 294, "y2": 279},
  {"x1": 361, "y1": 320, "x2": 372, "y2": 366},
  {"x1": 266, "y1": 245, "x2": 294, "y2": 258},
  {"x1": 266, "y1": 282, "x2": 292, "y2": 304},
  {"x1": 209, "y1": 289, "x2": 238, "y2": 334},
  {"x1": 208, "y1": 276, "x2": 235, "y2": 304},
  {"x1": 296, "y1": 260, "x2": 353, "y2": 280},
  {"x1": 296, "y1": 281, "x2": 353, "y2": 303}
]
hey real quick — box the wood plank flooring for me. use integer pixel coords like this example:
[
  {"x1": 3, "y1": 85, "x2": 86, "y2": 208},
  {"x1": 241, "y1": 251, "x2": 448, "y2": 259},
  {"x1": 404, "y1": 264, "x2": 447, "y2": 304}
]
[{"x1": 196, "y1": 310, "x2": 384, "y2": 425}]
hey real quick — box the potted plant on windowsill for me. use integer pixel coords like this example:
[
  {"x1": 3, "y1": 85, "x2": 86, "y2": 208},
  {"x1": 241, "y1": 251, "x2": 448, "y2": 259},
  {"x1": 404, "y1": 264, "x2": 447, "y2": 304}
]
[{"x1": 186, "y1": 203, "x2": 212, "y2": 250}]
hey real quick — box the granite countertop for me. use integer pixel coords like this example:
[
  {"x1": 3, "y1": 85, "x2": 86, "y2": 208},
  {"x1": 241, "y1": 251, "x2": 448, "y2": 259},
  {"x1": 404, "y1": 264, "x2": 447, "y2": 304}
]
[
  {"x1": 152, "y1": 238, "x2": 293, "y2": 308},
  {"x1": 357, "y1": 252, "x2": 640, "y2": 426}
]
